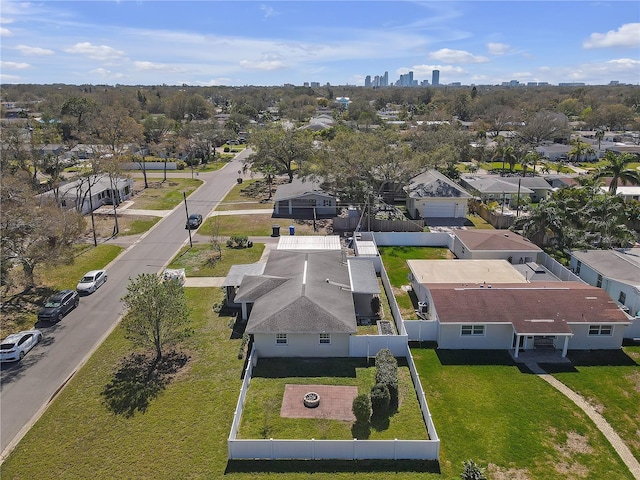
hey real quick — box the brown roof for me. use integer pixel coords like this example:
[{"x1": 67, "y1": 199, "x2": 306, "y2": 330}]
[
  {"x1": 428, "y1": 282, "x2": 629, "y2": 335},
  {"x1": 455, "y1": 230, "x2": 541, "y2": 252}
]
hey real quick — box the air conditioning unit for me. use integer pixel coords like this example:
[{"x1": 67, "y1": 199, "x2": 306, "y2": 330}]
[{"x1": 418, "y1": 301, "x2": 428, "y2": 313}]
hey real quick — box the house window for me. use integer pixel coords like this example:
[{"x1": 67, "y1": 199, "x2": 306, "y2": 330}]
[
  {"x1": 322, "y1": 199, "x2": 332, "y2": 207},
  {"x1": 275, "y1": 333, "x2": 288, "y2": 345},
  {"x1": 618, "y1": 292, "x2": 626, "y2": 305},
  {"x1": 319, "y1": 333, "x2": 331, "y2": 344},
  {"x1": 461, "y1": 325, "x2": 485, "y2": 336},
  {"x1": 575, "y1": 261, "x2": 581, "y2": 275},
  {"x1": 588, "y1": 325, "x2": 612, "y2": 336},
  {"x1": 596, "y1": 274, "x2": 603, "y2": 288}
]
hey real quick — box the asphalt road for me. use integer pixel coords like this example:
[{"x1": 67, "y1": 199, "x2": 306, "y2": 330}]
[{"x1": 0, "y1": 151, "x2": 250, "y2": 459}]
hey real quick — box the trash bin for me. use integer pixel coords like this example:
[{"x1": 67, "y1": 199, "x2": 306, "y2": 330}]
[
  {"x1": 289, "y1": 225, "x2": 295, "y2": 235},
  {"x1": 271, "y1": 224, "x2": 280, "y2": 237}
]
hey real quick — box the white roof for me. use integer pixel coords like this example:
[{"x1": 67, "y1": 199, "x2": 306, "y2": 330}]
[{"x1": 277, "y1": 235, "x2": 341, "y2": 251}]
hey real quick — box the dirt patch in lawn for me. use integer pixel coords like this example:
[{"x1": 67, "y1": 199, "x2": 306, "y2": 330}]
[
  {"x1": 487, "y1": 464, "x2": 530, "y2": 480},
  {"x1": 280, "y1": 384, "x2": 358, "y2": 421}
]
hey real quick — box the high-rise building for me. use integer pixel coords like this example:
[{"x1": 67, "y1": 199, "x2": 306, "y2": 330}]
[
  {"x1": 383, "y1": 71, "x2": 388, "y2": 87},
  {"x1": 365, "y1": 75, "x2": 371, "y2": 87},
  {"x1": 432, "y1": 70, "x2": 440, "y2": 86}
]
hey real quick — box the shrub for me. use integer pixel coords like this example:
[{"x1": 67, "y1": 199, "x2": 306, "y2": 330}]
[
  {"x1": 375, "y1": 349, "x2": 398, "y2": 403},
  {"x1": 352, "y1": 394, "x2": 371, "y2": 423},
  {"x1": 176, "y1": 161, "x2": 186, "y2": 170},
  {"x1": 226, "y1": 235, "x2": 249, "y2": 249},
  {"x1": 460, "y1": 459, "x2": 487, "y2": 480},
  {"x1": 224, "y1": 146, "x2": 230, "y2": 152},
  {"x1": 370, "y1": 296, "x2": 381, "y2": 315},
  {"x1": 370, "y1": 383, "x2": 390, "y2": 414}
]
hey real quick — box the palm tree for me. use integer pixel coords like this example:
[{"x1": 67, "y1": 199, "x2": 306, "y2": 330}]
[
  {"x1": 568, "y1": 139, "x2": 595, "y2": 163},
  {"x1": 503, "y1": 145, "x2": 518, "y2": 174},
  {"x1": 595, "y1": 129, "x2": 604, "y2": 151},
  {"x1": 594, "y1": 151, "x2": 640, "y2": 194}
]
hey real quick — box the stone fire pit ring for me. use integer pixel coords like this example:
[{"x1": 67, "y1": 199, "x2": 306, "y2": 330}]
[{"x1": 303, "y1": 391, "x2": 320, "y2": 408}]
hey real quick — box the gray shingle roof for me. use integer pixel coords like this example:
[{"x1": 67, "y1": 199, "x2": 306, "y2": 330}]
[
  {"x1": 273, "y1": 177, "x2": 333, "y2": 202},
  {"x1": 571, "y1": 249, "x2": 640, "y2": 286},
  {"x1": 244, "y1": 250, "x2": 357, "y2": 334},
  {"x1": 461, "y1": 176, "x2": 534, "y2": 194},
  {"x1": 347, "y1": 259, "x2": 380, "y2": 294},
  {"x1": 406, "y1": 170, "x2": 472, "y2": 199}
]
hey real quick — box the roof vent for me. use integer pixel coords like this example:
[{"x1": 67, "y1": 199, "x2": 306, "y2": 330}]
[{"x1": 504, "y1": 233, "x2": 509, "y2": 237}]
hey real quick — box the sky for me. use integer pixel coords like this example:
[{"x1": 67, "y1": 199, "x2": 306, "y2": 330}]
[{"x1": 1, "y1": 1, "x2": 639, "y2": 87}]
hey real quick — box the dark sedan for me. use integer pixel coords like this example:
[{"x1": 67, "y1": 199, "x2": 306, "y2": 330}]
[
  {"x1": 37, "y1": 290, "x2": 80, "y2": 323},
  {"x1": 185, "y1": 213, "x2": 203, "y2": 229}
]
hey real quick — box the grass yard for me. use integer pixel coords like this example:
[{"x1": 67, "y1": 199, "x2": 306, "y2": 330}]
[
  {"x1": 466, "y1": 214, "x2": 494, "y2": 229},
  {"x1": 129, "y1": 178, "x2": 203, "y2": 210},
  {"x1": 238, "y1": 358, "x2": 427, "y2": 441},
  {"x1": 0, "y1": 244, "x2": 123, "y2": 337},
  {"x1": 216, "y1": 178, "x2": 275, "y2": 211},
  {"x1": 411, "y1": 347, "x2": 635, "y2": 479},
  {"x1": 200, "y1": 214, "x2": 332, "y2": 237},
  {"x1": 379, "y1": 246, "x2": 453, "y2": 288},
  {"x1": 85, "y1": 214, "x2": 161, "y2": 239},
  {"x1": 168, "y1": 243, "x2": 265, "y2": 277},
  {"x1": 552, "y1": 346, "x2": 640, "y2": 462}
]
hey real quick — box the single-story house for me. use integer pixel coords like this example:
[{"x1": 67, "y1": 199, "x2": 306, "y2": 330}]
[
  {"x1": 535, "y1": 143, "x2": 572, "y2": 161},
  {"x1": 272, "y1": 177, "x2": 337, "y2": 218},
  {"x1": 424, "y1": 282, "x2": 631, "y2": 356},
  {"x1": 452, "y1": 229, "x2": 542, "y2": 264},
  {"x1": 499, "y1": 177, "x2": 554, "y2": 202},
  {"x1": 459, "y1": 175, "x2": 535, "y2": 206},
  {"x1": 405, "y1": 170, "x2": 472, "y2": 219},
  {"x1": 39, "y1": 174, "x2": 133, "y2": 215},
  {"x1": 569, "y1": 249, "x2": 640, "y2": 319},
  {"x1": 236, "y1": 239, "x2": 379, "y2": 357}
]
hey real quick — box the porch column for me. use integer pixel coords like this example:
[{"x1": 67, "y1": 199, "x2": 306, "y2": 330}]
[
  {"x1": 288, "y1": 199, "x2": 293, "y2": 215},
  {"x1": 241, "y1": 302, "x2": 248, "y2": 320},
  {"x1": 561, "y1": 336, "x2": 569, "y2": 357},
  {"x1": 514, "y1": 335, "x2": 520, "y2": 358}
]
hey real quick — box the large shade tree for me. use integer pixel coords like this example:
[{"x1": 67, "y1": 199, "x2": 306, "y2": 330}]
[{"x1": 121, "y1": 273, "x2": 190, "y2": 361}]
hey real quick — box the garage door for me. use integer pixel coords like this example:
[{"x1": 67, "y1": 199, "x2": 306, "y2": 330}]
[{"x1": 423, "y1": 202, "x2": 457, "y2": 218}]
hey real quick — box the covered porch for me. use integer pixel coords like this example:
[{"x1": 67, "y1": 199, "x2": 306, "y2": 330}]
[{"x1": 511, "y1": 319, "x2": 574, "y2": 359}]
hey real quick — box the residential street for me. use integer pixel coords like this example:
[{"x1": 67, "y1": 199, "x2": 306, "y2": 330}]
[{"x1": 0, "y1": 151, "x2": 251, "y2": 459}]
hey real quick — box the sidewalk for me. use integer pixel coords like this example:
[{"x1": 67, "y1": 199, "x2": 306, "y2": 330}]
[{"x1": 526, "y1": 362, "x2": 640, "y2": 479}]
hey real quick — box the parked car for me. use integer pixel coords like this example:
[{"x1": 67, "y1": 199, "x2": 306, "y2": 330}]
[
  {"x1": 37, "y1": 290, "x2": 80, "y2": 323},
  {"x1": 76, "y1": 269, "x2": 107, "y2": 294},
  {"x1": 0, "y1": 330, "x2": 43, "y2": 362},
  {"x1": 185, "y1": 213, "x2": 203, "y2": 230}
]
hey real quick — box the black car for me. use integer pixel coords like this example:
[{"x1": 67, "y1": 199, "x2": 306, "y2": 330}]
[
  {"x1": 37, "y1": 290, "x2": 79, "y2": 323},
  {"x1": 186, "y1": 213, "x2": 203, "y2": 229}
]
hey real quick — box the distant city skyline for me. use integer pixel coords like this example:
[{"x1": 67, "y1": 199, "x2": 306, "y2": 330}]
[{"x1": 1, "y1": 1, "x2": 638, "y2": 87}]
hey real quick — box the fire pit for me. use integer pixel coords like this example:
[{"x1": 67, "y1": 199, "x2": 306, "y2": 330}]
[{"x1": 303, "y1": 391, "x2": 320, "y2": 408}]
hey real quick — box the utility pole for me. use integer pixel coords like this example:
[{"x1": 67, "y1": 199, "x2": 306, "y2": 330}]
[
  {"x1": 88, "y1": 181, "x2": 97, "y2": 246},
  {"x1": 183, "y1": 191, "x2": 192, "y2": 248}
]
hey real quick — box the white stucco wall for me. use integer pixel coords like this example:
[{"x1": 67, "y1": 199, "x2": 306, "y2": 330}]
[
  {"x1": 451, "y1": 237, "x2": 538, "y2": 263},
  {"x1": 567, "y1": 323, "x2": 628, "y2": 350},
  {"x1": 252, "y1": 332, "x2": 351, "y2": 357},
  {"x1": 437, "y1": 323, "x2": 514, "y2": 349}
]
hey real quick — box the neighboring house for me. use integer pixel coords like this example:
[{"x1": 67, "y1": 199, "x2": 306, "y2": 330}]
[
  {"x1": 423, "y1": 282, "x2": 630, "y2": 357},
  {"x1": 499, "y1": 177, "x2": 554, "y2": 202},
  {"x1": 272, "y1": 177, "x2": 337, "y2": 218},
  {"x1": 603, "y1": 185, "x2": 640, "y2": 202},
  {"x1": 404, "y1": 170, "x2": 472, "y2": 219},
  {"x1": 452, "y1": 229, "x2": 542, "y2": 264},
  {"x1": 39, "y1": 174, "x2": 133, "y2": 214},
  {"x1": 235, "y1": 242, "x2": 379, "y2": 358},
  {"x1": 535, "y1": 143, "x2": 572, "y2": 161},
  {"x1": 459, "y1": 175, "x2": 535, "y2": 206},
  {"x1": 569, "y1": 249, "x2": 640, "y2": 318}
]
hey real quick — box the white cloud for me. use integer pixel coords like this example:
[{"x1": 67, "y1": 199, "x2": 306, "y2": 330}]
[
  {"x1": 409, "y1": 64, "x2": 466, "y2": 77},
  {"x1": 88, "y1": 68, "x2": 125, "y2": 79},
  {"x1": 65, "y1": 42, "x2": 125, "y2": 60},
  {"x1": 428, "y1": 48, "x2": 489, "y2": 64},
  {"x1": 260, "y1": 4, "x2": 279, "y2": 18},
  {"x1": 487, "y1": 42, "x2": 510, "y2": 55},
  {"x1": 1, "y1": 61, "x2": 30, "y2": 69},
  {"x1": 1, "y1": 27, "x2": 12, "y2": 36},
  {"x1": 583, "y1": 23, "x2": 640, "y2": 49},
  {"x1": 133, "y1": 61, "x2": 185, "y2": 73},
  {"x1": 0, "y1": 73, "x2": 21, "y2": 82},
  {"x1": 15, "y1": 45, "x2": 55, "y2": 56},
  {"x1": 239, "y1": 59, "x2": 287, "y2": 71}
]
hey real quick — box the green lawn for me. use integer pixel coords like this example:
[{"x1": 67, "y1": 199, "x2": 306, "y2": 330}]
[
  {"x1": 378, "y1": 246, "x2": 452, "y2": 287},
  {"x1": 168, "y1": 243, "x2": 265, "y2": 277},
  {"x1": 119, "y1": 216, "x2": 161, "y2": 235},
  {"x1": 200, "y1": 214, "x2": 329, "y2": 237},
  {"x1": 552, "y1": 346, "x2": 640, "y2": 461},
  {"x1": 411, "y1": 347, "x2": 635, "y2": 479},
  {"x1": 466, "y1": 214, "x2": 494, "y2": 229},
  {"x1": 216, "y1": 179, "x2": 275, "y2": 211},
  {"x1": 130, "y1": 178, "x2": 203, "y2": 210},
  {"x1": 239, "y1": 358, "x2": 427, "y2": 441}
]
